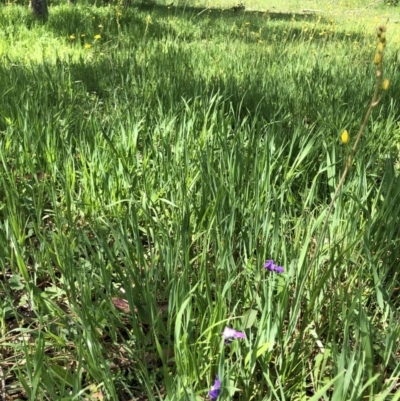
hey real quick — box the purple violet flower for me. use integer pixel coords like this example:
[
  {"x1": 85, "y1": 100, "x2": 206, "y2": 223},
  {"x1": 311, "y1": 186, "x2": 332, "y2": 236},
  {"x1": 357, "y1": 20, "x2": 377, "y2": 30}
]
[
  {"x1": 264, "y1": 259, "x2": 275, "y2": 271},
  {"x1": 222, "y1": 327, "x2": 246, "y2": 344},
  {"x1": 209, "y1": 375, "x2": 221, "y2": 400},
  {"x1": 263, "y1": 259, "x2": 284, "y2": 274}
]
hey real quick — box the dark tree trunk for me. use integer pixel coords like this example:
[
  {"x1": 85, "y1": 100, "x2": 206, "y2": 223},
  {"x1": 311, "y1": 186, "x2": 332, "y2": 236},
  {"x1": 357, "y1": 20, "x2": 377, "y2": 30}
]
[{"x1": 30, "y1": 0, "x2": 48, "y2": 20}]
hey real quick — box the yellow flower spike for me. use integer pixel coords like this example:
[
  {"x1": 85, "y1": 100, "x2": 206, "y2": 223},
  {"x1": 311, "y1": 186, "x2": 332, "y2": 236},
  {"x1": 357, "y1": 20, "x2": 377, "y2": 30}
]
[
  {"x1": 341, "y1": 130, "x2": 349, "y2": 144},
  {"x1": 382, "y1": 79, "x2": 390, "y2": 90},
  {"x1": 374, "y1": 53, "x2": 381, "y2": 65}
]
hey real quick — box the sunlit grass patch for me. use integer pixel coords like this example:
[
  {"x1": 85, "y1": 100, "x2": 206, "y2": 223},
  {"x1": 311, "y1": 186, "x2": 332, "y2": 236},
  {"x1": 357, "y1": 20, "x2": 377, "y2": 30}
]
[{"x1": 0, "y1": 1, "x2": 400, "y2": 400}]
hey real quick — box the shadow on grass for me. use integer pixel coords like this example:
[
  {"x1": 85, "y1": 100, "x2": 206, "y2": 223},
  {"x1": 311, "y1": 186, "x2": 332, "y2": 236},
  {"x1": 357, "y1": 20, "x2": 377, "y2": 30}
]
[
  {"x1": 37, "y1": 1, "x2": 372, "y2": 51},
  {"x1": 134, "y1": 1, "x2": 331, "y2": 22},
  {"x1": 1, "y1": 1, "x2": 372, "y2": 48}
]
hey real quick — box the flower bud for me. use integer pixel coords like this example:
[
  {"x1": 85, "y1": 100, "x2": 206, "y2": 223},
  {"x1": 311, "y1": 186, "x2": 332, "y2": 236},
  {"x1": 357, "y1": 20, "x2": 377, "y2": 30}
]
[
  {"x1": 374, "y1": 53, "x2": 381, "y2": 65},
  {"x1": 382, "y1": 79, "x2": 390, "y2": 91},
  {"x1": 341, "y1": 130, "x2": 349, "y2": 144},
  {"x1": 376, "y1": 42, "x2": 384, "y2": 53}
]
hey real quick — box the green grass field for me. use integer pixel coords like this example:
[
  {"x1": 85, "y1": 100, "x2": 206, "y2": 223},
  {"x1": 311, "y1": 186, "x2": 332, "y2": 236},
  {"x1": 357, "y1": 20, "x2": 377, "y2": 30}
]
[{"x1": 1, "y1": 0, "x2": 400, "y2": 400}]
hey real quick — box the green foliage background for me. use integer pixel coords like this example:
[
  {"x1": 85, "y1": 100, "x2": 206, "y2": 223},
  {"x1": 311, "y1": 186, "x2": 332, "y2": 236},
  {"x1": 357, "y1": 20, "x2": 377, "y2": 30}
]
[{"x1": 0, "y1": 1, "x2": 400, "y2": 400}]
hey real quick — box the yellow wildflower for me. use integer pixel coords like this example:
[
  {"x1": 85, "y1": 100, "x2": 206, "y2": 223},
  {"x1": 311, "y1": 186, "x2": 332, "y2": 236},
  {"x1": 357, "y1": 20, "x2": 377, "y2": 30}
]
[
  {"x1": 69, "y1": 34, "x2": 75, "y2": 39},
  {"x1": 98, "y1": 24, "x2": 103, "y2": 28},
  {"x1": 94, "y1": 34, "x2": 101, "y2": 40},
  {"x1": 382, "y1": 79, "x2": 390, "y2": 90},
  {"x1": 84, "y1": 44, "x2": 91, "y2": 49},
  {"x1": 341, "y1": 130, "x2": 349, "y2": 145}
]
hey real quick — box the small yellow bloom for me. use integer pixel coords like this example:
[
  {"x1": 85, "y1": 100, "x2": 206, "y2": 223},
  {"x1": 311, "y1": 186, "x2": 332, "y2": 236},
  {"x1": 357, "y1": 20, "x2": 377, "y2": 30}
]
[
  {"x1": 376, "y1": 42, "x2": 384, "y2": 53},
  {"x1": 84, "y1": 44, "x2": 91, "y2": 49},
  {"x1": 69, "y1": 34, "x2": 75, "y2": 39},
  {"x1": 382, "y1": 79, "x2": 390, "y2": 90},
  {"x1": 98, "y1": 24, "x2": 103, "y2": 28},
  {"x1": 94, "y1": 34, "x2": 101, "y2": 40},
  {"x1": 373, "y1": 53, "x2": 381, "y2": 65},
  {"x1": 341, "y1": 130, "x2": 349, "y2": 144}
]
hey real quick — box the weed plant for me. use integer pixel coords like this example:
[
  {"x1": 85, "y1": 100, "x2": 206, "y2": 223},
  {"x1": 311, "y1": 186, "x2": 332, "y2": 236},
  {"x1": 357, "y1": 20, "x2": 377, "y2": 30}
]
[{"x1": 0, "y1": 2, "x2": 400, "y2": 400}]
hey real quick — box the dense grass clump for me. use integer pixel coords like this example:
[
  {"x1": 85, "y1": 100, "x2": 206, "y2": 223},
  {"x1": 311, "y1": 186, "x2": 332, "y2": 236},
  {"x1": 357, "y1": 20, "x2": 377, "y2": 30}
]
[{"x1": 1, "y1": 1, "x2": 400, "y2": 400}]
